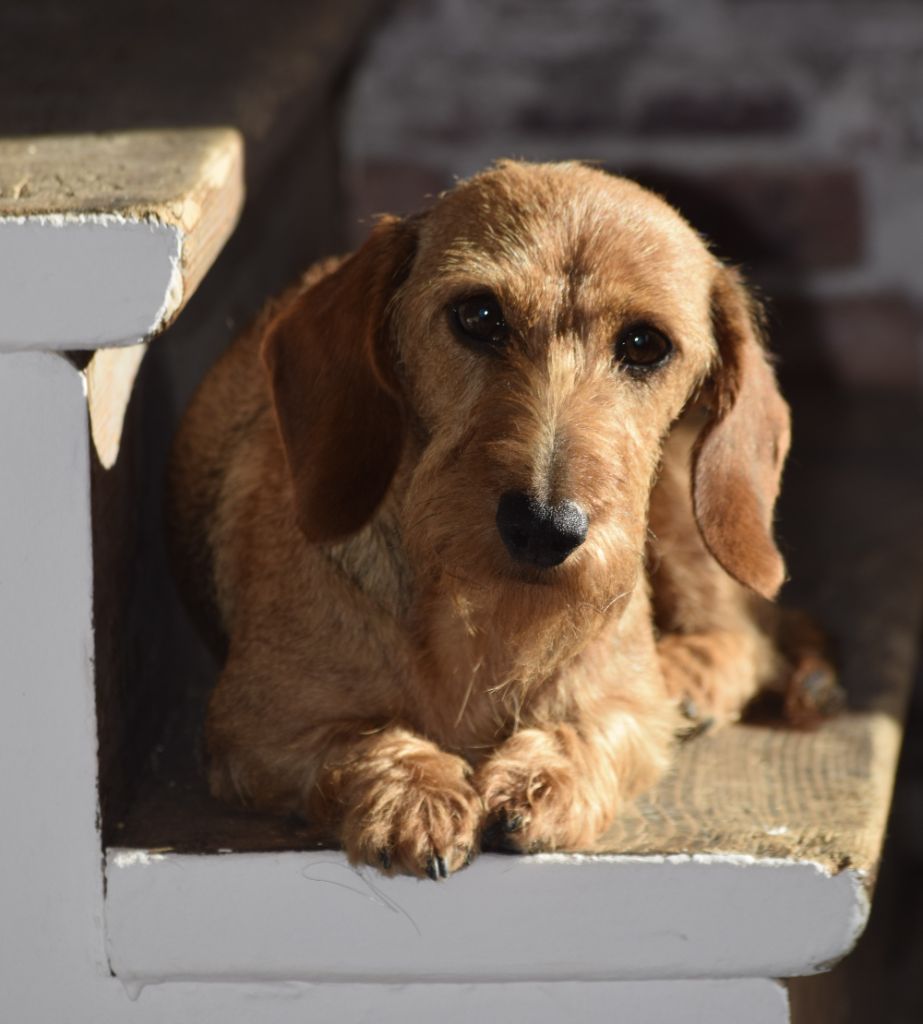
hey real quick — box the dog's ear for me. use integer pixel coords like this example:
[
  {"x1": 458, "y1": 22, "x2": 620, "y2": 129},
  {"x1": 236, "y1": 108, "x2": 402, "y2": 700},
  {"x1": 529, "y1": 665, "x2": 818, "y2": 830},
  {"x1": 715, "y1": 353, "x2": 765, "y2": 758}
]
[
  {"x1": 692, "y1": 267, "x2": 791, "y2": 600},
  {"x1": 262, "y1": 216, "x2": 418, "y2": 542}
]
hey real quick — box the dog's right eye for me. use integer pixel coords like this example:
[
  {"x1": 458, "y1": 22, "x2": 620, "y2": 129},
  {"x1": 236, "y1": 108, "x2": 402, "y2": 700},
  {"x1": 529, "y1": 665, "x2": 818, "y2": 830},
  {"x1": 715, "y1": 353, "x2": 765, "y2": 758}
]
[{"x1": 450, "y1": 294, "x2": 510, "y2": 352}]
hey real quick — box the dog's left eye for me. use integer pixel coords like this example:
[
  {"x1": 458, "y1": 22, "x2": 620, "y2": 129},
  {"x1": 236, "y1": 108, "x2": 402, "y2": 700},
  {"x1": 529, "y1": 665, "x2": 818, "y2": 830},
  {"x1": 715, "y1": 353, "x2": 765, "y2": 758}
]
[
  {"x1": 614, "y1": 325, "x2": 673, "y2": 372},
  {"x1": 450, "y1": 294, "x2": 510, "y2": 351}
]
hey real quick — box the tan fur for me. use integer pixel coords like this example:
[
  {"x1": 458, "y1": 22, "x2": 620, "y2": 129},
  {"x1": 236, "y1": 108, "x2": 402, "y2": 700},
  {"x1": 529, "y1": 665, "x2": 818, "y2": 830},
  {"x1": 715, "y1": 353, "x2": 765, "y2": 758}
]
[{"x1": 167, "y1": 161, "x2": 836, "y2": 878}]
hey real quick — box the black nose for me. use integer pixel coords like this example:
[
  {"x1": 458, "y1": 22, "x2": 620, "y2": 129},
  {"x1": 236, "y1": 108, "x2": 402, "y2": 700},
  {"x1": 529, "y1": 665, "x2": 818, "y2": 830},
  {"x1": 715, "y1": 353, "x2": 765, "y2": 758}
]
[{"x1": 496, "y1": 491, "x2": 589, "y2": 569}]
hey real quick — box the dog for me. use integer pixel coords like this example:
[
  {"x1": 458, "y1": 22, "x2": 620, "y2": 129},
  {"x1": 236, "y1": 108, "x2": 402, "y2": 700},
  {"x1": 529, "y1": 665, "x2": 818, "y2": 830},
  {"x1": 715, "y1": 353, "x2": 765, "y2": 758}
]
[{"x1": 167, "y1": 160, "x2": 839, "y2": 879}]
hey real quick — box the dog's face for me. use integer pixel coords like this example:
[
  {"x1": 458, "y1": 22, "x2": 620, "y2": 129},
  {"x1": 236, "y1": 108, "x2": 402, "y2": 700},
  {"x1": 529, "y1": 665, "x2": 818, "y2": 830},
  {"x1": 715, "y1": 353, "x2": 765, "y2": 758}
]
[
  {"x1": 394, "y1": 164, "x2": 720, "y2": 610},
  {"x1": 263, "y1": 162, "x2": 790, "y2": 622}
]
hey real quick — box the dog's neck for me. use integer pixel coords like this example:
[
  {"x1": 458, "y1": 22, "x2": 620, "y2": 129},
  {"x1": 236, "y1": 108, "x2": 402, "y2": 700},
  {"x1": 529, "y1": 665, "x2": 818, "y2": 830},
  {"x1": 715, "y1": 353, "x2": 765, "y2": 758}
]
[{"x1": 404, "y1": 568, "x2": 641, "y2": 751}]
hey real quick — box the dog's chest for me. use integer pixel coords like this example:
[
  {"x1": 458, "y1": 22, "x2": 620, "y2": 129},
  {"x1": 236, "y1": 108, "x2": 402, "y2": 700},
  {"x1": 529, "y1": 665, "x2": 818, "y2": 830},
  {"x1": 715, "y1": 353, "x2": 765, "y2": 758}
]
[{"x1": 406, "y1": 592, "x2": 572, "y2": 757}]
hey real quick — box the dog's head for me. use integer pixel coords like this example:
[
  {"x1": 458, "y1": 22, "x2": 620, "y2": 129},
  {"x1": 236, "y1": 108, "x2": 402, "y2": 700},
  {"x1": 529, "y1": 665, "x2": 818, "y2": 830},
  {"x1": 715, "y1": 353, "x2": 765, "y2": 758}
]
[{"x1": 263, "y1": 162, "x2": 789, "y2": 619}]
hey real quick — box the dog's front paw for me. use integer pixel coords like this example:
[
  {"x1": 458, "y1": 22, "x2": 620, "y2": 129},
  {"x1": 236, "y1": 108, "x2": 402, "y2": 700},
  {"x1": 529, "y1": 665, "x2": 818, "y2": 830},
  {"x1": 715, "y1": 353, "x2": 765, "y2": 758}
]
[
  {"x1": 340, "y1": 746, "x2": 482, "y2": 879},
  {"x1": 474, "y1": 728, "x2": 604, "y2": 854}
]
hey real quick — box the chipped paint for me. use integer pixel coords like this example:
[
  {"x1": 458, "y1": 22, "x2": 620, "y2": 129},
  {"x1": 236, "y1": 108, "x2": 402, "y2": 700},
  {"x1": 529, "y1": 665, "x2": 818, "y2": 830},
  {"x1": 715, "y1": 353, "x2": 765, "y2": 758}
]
[
  {"x1": 527, "y1": 849, "x2": 837, "y2": 874},
  {"x1": 110, "y1": 850, "x2": 168, "y2": 869}
]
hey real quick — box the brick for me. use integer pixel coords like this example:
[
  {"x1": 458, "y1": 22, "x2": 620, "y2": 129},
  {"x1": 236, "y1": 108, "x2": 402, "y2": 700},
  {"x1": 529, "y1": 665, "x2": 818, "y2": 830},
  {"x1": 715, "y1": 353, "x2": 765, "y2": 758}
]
[
  {"x1": 347, "y1": 159, "x2": 451, "y2": 242},
  {"x1": 635, "y1": 87, "x2": 801, "y2": 136},
  {"x1": 769, "y1": 293, "x2": 922, "y2": 391},
  {"x1": 621, "y1": 164, "x2": 865, "y2": 271},
  {"x1": 515, "y1": 53, "x2": 630, "y2": 135}
]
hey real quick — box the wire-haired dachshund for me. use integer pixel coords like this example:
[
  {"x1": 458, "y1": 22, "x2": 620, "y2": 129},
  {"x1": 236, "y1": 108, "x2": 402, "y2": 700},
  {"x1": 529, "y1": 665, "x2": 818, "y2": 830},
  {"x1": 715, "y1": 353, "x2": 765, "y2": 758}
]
[{"x1": 168, "y1": 161, "x2": 839, "y2": 879}]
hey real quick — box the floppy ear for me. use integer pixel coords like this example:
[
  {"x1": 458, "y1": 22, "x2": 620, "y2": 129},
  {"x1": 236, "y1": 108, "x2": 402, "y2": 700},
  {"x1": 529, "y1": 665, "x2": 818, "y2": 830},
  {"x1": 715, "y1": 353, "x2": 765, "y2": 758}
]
[
  {"x1": 692, "y1": 267, "x2": 791, "y2": 600},
  {"x1": 261, "y1": 216, "x2": 418, "y2": 542}
]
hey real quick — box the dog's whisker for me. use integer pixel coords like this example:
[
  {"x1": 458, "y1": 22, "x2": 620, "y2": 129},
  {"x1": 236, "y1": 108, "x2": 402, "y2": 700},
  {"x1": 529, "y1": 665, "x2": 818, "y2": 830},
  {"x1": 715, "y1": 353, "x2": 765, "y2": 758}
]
[
  {"x1": 574, "y1": 589, "x2": 633, "y2": 616},
  {"x1": 438, "y1": 567, "x2": 488, "y2": 591},
  {"x1": 454, "y1": 675, "x2": 477, "y2": 728}
]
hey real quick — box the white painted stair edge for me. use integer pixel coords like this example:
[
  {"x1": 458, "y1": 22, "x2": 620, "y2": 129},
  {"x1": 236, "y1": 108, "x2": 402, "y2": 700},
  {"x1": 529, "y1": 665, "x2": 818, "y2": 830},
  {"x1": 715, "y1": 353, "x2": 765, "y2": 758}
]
[
  {"x1": 0, "y1": 213, "x2": 184, "y2": 351},
  {"x1": 105, "y1": 847, "x2": 866, "y2": 990}
]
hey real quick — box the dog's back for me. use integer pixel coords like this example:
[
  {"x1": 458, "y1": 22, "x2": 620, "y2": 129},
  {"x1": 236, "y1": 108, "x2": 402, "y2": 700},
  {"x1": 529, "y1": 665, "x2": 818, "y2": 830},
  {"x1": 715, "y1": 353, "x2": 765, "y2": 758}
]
[
  {"x1": 167, "y1": 315, "x2": 267, "y2": 659},
  {"x1": 167, "y1": 259, "x2": 345, "y2": 658}
]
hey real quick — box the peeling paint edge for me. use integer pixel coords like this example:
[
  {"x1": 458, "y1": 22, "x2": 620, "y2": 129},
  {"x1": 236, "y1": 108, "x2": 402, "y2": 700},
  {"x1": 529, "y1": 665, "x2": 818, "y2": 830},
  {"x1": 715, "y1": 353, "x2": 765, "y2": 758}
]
[
  {"x1": 155, "y1": 233, "x2": 185, "y2": 334},
  {"x1": 110, "y1": 850, "x2": 169, "y2": 869},
  {"x1": 0, "y1": 210, "x2": 161, "y2": 228},
  {"x1": 104, "y1": 845, "x2": 868, "y2": 881},
  {"x1": 526, "y1": 849, "x2": 848, "y2": 877},
  {"x1": 837, "y1": 868, "x2": 871, "y2": 965}
]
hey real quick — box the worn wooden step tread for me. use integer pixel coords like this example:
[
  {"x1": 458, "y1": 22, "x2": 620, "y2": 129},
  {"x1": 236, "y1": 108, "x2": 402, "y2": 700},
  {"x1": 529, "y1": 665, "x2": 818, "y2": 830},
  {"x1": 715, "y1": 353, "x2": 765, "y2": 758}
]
[{"x1": 0, "y1": 128, "x2": 244, "y2": 351}]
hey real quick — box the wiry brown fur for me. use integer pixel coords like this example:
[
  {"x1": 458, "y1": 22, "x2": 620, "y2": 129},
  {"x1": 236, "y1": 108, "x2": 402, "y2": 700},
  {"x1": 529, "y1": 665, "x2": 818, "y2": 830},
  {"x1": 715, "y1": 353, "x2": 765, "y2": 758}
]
[{"x1": 167, "y1": 161, "x2": 838, "y2": 878}]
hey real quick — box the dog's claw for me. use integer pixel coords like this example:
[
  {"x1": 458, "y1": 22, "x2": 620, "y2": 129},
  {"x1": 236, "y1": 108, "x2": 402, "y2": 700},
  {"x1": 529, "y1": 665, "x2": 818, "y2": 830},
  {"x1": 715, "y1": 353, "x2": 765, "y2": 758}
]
[
  {"x1": 785, "y1": 657, "x2": 845, "y2": 728},
  {"x1": 482, "y1": 815, "x2": 526, "y2": 853},
  {"x1": 677, "y1": 696, "x2": 716, "y2": 740},
  {"x1": 462, "y1": 846, "x2": 473, "y2": 867},
  {"x1": 677, "y1": 696, "x2": 718, "y2": 740},
  {"x1": 801, "y1": 669, "x2": 845, "y2": 713},
  {"x1": 680, "y1": 696, "x2": 699, "y2": 721},
  {"x1": 425, "y1": 857, "x2": 440, "y2": 881},
  {"x1": 378, "y1": 849, "x2": 392, "y2": 870},
  {"x1": 685, "y1": 714, "x2": 715, "y2": 739},
  {"x1": 436, "y1": 855, "x2": 448, "y2": 879}
]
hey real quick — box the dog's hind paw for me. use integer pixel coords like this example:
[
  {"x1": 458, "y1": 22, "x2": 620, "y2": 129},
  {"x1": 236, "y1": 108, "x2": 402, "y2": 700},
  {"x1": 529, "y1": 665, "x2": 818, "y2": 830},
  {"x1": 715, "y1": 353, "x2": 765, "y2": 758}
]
[
  {"x1": 784, "y1": 653, "x2": 845, "y2": 728},
  {"x1": 775, "y1": 609, "x2": 844, "y2": 728}
]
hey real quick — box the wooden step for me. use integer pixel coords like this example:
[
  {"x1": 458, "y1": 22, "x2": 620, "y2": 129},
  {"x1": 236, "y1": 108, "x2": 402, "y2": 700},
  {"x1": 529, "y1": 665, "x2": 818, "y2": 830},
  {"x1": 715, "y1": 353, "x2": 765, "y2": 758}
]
[
  {"x1": 0, "y1": 128, "x2": 243, "y2": 352},
  {"x1": 0, "y1": 128, "x2": 243, "y2": 469}
]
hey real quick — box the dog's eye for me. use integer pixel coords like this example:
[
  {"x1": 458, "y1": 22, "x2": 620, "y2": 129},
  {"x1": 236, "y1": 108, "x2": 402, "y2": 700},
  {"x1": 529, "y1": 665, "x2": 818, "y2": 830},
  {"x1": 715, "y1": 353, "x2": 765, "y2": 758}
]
[
  {"x1": 450, "y1": 294, "x2": 509, "y2": 351},
  {"x1": 615, "y1": 325, "x2": 673, "y2": 372}
]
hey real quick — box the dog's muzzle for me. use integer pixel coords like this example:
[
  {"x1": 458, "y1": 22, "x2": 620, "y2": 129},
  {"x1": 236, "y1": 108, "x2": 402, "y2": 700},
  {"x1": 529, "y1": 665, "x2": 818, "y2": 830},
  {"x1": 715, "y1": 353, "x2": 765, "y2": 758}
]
[{"x1": 496, "y1": 491, "x2": 589, "y2": 569}]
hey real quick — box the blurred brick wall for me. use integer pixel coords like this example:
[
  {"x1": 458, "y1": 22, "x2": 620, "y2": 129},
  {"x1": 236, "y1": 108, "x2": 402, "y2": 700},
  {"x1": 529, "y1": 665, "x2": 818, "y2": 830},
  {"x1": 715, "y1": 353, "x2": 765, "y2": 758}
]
[{"x1": 343, "y1": 0, "x2": 923, "y2": 391}]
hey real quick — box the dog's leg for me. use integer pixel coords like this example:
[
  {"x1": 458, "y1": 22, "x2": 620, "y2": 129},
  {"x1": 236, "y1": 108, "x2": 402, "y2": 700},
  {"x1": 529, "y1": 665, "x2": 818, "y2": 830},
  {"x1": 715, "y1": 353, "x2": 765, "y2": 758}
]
[
  {"x1": 207, "y1": 678, "x2": 483, "y2": 878},
  {"x1": 649, "y1": 416, "x2": 840, "y2": 730},
  {"x1": 474, "y1": 667, "x2": 679, "y2": 853},
  {"x1": 657, "y1": 622, "x2": 780, "y2": 728},
  {"x1": 655, "y1": 596, "x2": 844, "y2": 733},
  {"x1": 658, "y1": 605, "x2": 843, "y2": 730},
  {"x1": 318, "y1": 723, "x2": 483, "y2": 878}
]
